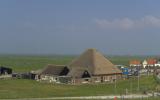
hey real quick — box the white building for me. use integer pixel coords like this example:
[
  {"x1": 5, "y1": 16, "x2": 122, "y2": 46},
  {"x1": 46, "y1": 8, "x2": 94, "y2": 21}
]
[
  {"x1": 142, "y1": 60, "x2": 148, "y2": 68},
  {"x1": 155, "y1": 61, "x2": 160, "y2": 67}
]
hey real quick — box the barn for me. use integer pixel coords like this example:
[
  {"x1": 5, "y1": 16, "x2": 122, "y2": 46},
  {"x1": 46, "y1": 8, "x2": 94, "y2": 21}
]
[
  {"x1": 36, "y1": 64, "x2": 69, "y2": 83},
  {"x1": 0, "y1": 66, "x2": 12, "y2": 75},
  {"x1": 67, "y1": 48, "x2": 122, "y2": 84}
]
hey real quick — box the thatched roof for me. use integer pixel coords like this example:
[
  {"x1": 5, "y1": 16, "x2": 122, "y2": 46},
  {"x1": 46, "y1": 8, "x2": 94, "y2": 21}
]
[
  {"x1": 30, "y1": 69, "x2": 42, "y2": 74},
  {"x1": 67, "y1": 66, "x2": 91, "y2": 78},
  {"x1": 67, "y1": 48, "x2": 122, "y2": 77},
  {"x1": 40, "y1": 64, "x2": 66, "y2": 76}
]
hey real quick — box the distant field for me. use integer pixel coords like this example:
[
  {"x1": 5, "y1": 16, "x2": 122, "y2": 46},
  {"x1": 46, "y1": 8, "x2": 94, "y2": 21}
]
[
  {"x1": 0, "y1": 76, "x2": 157, "y2": 99},
  {"x1": 0, "y1": 55, "x2": 148, "y2": 72},
  {"x1": 0, "y1": 55, "x2": 74, "y2": 72}
]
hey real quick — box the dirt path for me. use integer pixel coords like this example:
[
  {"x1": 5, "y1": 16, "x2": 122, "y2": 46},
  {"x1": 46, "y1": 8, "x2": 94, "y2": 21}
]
[{"x1": 0, "y1": 94, "x2": 153, "y2": 100}]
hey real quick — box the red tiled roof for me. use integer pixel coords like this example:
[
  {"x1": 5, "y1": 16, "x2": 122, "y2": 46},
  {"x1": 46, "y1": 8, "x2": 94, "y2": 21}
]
[
  {"x1": 147, "y1": 59, "x2": 157, "y2": 65},
  {"x1": 130, "y1": 60, "x2": 141, "y2": 65}
]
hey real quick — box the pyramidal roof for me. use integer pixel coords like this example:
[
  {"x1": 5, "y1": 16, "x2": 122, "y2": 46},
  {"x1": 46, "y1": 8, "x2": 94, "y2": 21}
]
[{"x1": 68, "y1": 48, "x2": 122, "y2": 77}]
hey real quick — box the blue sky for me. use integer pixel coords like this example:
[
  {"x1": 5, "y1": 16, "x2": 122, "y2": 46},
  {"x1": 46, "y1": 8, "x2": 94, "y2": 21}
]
[{"x1": 0, "y1": 0, "x2": 160, "y2": 55}]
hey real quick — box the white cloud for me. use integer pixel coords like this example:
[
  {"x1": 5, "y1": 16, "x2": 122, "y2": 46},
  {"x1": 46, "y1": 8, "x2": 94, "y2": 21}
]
[{"x1": 94, "y1": 15, "x2": 160, "y2": 30}]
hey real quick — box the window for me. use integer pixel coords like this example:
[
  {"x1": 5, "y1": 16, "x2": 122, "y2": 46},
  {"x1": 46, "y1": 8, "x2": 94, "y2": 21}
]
[
  {"x1": 84, "y1": 78, "x2": 89, "y2": 81},
  {"x1": 82, "y1": 70, "x2": 91, "y2": 78}
]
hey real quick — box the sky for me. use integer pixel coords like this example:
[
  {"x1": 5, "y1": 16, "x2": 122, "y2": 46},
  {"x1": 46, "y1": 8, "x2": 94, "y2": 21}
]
[{"x1": 0, "y1": 0, "x2": 160, "y2": 55}]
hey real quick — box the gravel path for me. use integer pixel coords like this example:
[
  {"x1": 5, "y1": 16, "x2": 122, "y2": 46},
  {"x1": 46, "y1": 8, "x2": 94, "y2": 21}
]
[{"x1": 0, "y1": 94, "x2": 153, "y2": 100}]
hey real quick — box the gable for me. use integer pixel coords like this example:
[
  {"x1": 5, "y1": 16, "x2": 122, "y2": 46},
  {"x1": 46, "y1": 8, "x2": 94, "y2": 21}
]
[{"x1": 59, "y1": 67, "x2": 69, "y2": 76}]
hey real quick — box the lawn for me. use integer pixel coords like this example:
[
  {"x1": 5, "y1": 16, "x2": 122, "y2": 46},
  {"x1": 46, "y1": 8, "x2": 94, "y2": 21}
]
[{"x1": 0, "y1": 76, "x2": 158, "y2": 99}]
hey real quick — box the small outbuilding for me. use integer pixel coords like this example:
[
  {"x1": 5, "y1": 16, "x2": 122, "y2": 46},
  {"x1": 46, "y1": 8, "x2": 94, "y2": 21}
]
[
  {"x1": 36, "y1": 64, "x2": 69, "y2": 83},
  {"x1": 0, "y1": 66, "x2": 12, "y2": 75},
  {"x1": 129, "y1": 60, "x2": 141, "y2": 67},
  {"x1": 142, "y1": 60, "x2": 148, "y2": 68},
  {"x1": 147, "y1": 59, "x2": 157, "y2": 67}
]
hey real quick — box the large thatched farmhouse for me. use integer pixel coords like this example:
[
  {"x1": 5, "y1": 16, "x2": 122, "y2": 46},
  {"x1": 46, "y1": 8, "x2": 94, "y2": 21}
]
[
  {"x1": 67, "y1": 48, "x2": 122, "y2": 84},
  {"x1": 35, "y1": 49, "x2": 122, "y2": 84}
]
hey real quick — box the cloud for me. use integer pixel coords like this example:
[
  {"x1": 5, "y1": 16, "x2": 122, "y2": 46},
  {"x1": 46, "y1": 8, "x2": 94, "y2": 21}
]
[{"x1": 94, "y1": 15, "x2": 160, "y2": 30}]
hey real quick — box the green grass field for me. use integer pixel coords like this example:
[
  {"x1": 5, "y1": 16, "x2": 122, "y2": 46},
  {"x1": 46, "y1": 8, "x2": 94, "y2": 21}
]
[
  {"x1": 0, "y1": 55, "x2": 159, "y2": 99},
  {"x1": 0, "y1": 55, "x2": 74, "y2": 72},
  {"x1": 0, "y1": 75, "x2": 158, "y2": 98},
  {"x1": 0, "y1": 55, "x2": 148, "y2": 72}
]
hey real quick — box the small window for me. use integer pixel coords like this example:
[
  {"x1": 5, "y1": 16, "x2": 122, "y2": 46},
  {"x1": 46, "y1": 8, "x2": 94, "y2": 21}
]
[{"x1": 84, "y1": 78, "x2": 89, "y2": 81}]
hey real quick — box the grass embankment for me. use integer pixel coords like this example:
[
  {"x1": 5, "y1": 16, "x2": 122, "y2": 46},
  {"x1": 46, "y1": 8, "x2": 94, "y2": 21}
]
[{"x1": 0, "y1": 76, "x2": 157, "y2": 99}]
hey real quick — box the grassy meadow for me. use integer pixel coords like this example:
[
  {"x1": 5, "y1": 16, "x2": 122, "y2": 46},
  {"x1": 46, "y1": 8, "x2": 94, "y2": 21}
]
[
  {"x1": 0, "y1": 55, "x2": 148, "y2": 72},
  {"x1": 0, "y1": 55, "x2": 74, "y2": 72},
  {"x1": 0, "y1": 76, "x2": 157, "y2": 99},
  {"x1": 0, "y1": 55, "x2": 159, "y2": 99}
]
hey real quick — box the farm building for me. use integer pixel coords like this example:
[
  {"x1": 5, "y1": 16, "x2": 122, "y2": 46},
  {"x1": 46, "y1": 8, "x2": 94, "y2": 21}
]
[
  {"x1": 67, "y1": 48, "x2": 122, "y2": 84},
  {"x1": 0, "y1": 66, "x2": 12, "y2": 75},
  {"x1": 12, "y1": 72, "x2": 36, "y2": 80},
  {"x1": 145, "y1": 59, "x2": 157, "y2": 73},
  {"x1": 35, "y1": 64, "x2": 69, "y2": 83},
  {"x1": 142, "y1": 60, "x2": 148, "y2": 68},
  {"x1": 129, "y1": 60, "x2": 141, "y2": 67},
  {"x1": 147, "y1": 58, "x2": 157, "y2": 67},
  {"x1": 155, "y1": 59, "x2": 160, "y2": 67},
  {"x1": 129, "y1": 58, "x2": 160, "y2": 75},
  {"x1": 35, "y1": 48, "x2": 122, "y2": 84}
]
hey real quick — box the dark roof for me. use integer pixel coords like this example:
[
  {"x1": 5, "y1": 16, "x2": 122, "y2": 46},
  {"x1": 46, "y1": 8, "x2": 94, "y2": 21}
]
[
  {"x1": 40, "y1": 64, "x2": 66, "y2": 76},
  {"x1": 0, "y1": 66, "x2": 12, "y2": 69}
]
